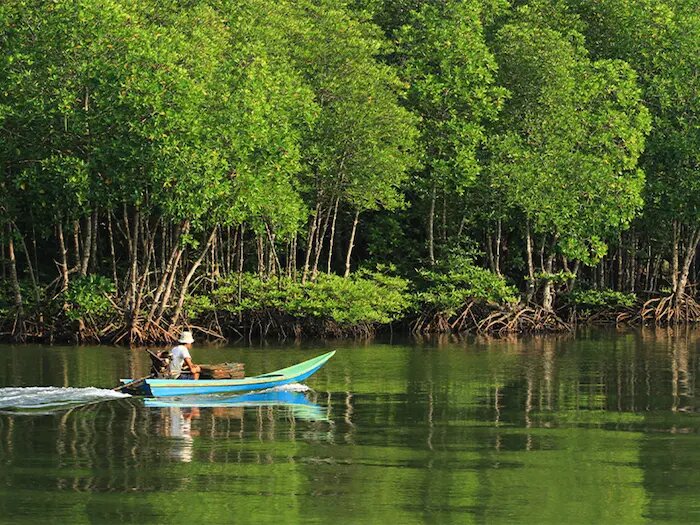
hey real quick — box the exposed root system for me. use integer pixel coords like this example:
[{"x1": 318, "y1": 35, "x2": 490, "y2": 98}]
[
  {"x1": 638, "y1": 293, "x2": 700, "y2": 325},
  {"x1": 411, "y1": 302, "x2": 572, "y2": 336},
  {"x1": 476, "y1": 305, "x2": 571, "y2": 336}
]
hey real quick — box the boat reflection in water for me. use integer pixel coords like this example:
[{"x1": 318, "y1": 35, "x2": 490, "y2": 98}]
[
  {"x1": 148, "y1": 389, "x2": 328, "y2": 462},
  {"x1": 145, "y1": 389, "x2": 327, "y2": 421}
]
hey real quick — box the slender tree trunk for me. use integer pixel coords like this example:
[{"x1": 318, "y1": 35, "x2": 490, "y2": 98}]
[
  {"x1": 302, "y1": 203, "x2": 320, "y2": 284},
  {"x1": 428, "y1": 185, "x2": 436, "y2": 267},
  {"x1": 237, "y1": 223, "x2": 245, "y2": 321},
  {"x1": 7, "y1": 224, "x2": 23, "y2": 319},
  {"x1": 672, "y1": 220, "x2": 679, "y2": 293},
  {"x1": 617, "y1": 232, "x2": 624, "y2": 292},
  {"x1": 441, "y1": 192, "x2": 447, "y2": 242},
  {"x1": 676, "y1": 226, "x2": 700, "y2": 303},
  {"x1": 228, "y1": 226, "x2": 236, "y2": 276},
  {"x1": 291, "y1": 232, "x2": 297, "y2": 281},
  {"x1": 56, "y1": 222, "x2": 69, "y2": 292},
  {"x1": 651, "y1": 254, "x2": 661, "y2": 292},
  {"x1": 542, "y1": 252, "x2": 556, "y2": 312},
  {"x1": 31, "y1": 223, "x2": 39, "y2": 283},
  {"x1": 72, "y1": 219, "x2": 81, "y2": 270},
  {"x1": 265, "y1": 223, "x2": 282, "y2": 277},
  {"x1": 344, "y1": 210, "x2": 360, "y2": 278},
  {"x1": 629, "y1": 234, "x2": 637, "y2": 292},
  {"x1": 487, "y1": 231, "x2": 495, "y2": 273},
  {"x1": 147, "y1": 222, "x2": 186, "y2": 324},
  {"x1": 525, "y1": 221, "x2": 536, "y2": 303},
  {"x1": 644, "y1": 246, "x2": 652, "y2": 292},
  {"x1": 14, "y1": 224, "x2": 40, "y2": 306},
  {"x1": 495, "y1": 219, "x2": 502, "y2": 276},
  {"x1": 571, "y1": 260, "x2": 581, "y2": 291},
  {"x1": 89, "y1": 209, "x2": 98, "y2": 275},
  {"x1": 256, "y1": 234, "x2": 265, "y2": 276},
  {"x1": 134, "y1": 220, "x2": 157, "y2": 321},
  {"x1": 327, "y1": 196, "x2": 340, "y2": 274},
  {"x1": 312, "y1": 206, "x2": 333, "y2": 280},
  {"x1": 127, "y1": 208, "x2": 140, "y2": 324},
  {"x1": 80, "y1": 214, "x2": 92, "y2": 276},
  {"x1": 157, "y1": 245, "x2": 183, "y2": 321},
  {"x1": 107, "y1": 213, "x2": 118, "y2": 290},
  {"x1": 172, "y1": 226, "x2": 217, "y2": 325}
]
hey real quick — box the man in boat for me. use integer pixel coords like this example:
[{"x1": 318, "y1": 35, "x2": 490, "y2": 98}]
[{"x1": 169, "y1": 330, "x2": 201, "y2": 380}]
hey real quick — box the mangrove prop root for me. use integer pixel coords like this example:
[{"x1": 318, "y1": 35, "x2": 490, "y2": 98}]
[{"x1": 637, "y1": 293, "x2": 700, "y2": 325}]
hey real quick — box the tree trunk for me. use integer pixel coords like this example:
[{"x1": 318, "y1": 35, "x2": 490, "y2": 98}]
[
  {"x1": 675, "y1": 226, "x2": 700, "y2": 303},
  {"x1": 7, "y1": 224, "x2": 23, "y2": 319},
  {"x1": 428, "y1": 185, "x2": 436, "y2": 266},
  {"x1": 525, "y1": 221, "x2": 536, "y2": 303},
  {"x1": 542, "y1": 252, "x2": 556, "y2": 312},
  {"x1": 265, "y1": 223, "x2": 282, "y2": 277},
  {"x1": 256, "y1": 233, "x2": 265, "y2": 276},
  {"x1": 147, "y1": 221, "x2": 187, "y2": 324},
  {"x1": 441, "y1": 192, "x2": 447, "y2": 242},
  {"x1": 72, "y1": 219, "x2": 81, "y2": 270},
  {"x1": 495, "y1": 219, "x2": 502, "y2": 276},
  {"x1": 31, "y1": 223, "x2": 39, "y2": 284},
  {"x1": 56, "y1": 222, "x2": 70, "y2": 292},
  {"x1": 14, "y1": 223, "x2": 40, "y2": 306},
  {"x1": 487, "y1": 231, "x2": 495, "y2": 273},
  {"x1": 327, "y1": 196, "x2": 340, "y2": 274},
  {"x1": 302, "y1": 203, "x2": 320, "y2": 284},
  {"x1": 344, "y1": 210, "x2": 360, "y2": 278},
  {"x1": 312, "y1": 206, "x2": 333, "y2": 280},
  {"x1": 291, "y1": 231, "x2": 297, "y2": 281},
  {"x1": 133, "y1": 220, "x2": 157, "y2": 322},
  {"x1": 127, "y1": 208, "x2": 140, "y2": 324},
  {"x1": 89, "y1": 209, "x2": 98, "y2": 274},
  {"x1": 617, "y1": 232, "x2": 623, "y2": 292},
  {"x1": 237, "y1": 223, "x2": 245, "y2": 321},
  {"x1": 80, "y1": 214, "x2": 92, "y2": 276},
  {"x1": 672, "y1": 220, "x2": 679, "y2": 293},
  {"x1": 172, "y1": 226, "x2": 217, "y2": 325},
  {"x1": 107, "y1": 213, "x2": 118, "y2": 290}
]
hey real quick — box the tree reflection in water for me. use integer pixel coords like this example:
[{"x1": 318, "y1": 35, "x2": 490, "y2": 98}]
[{"x1": 2, "y1": 331, "x2": 700, "y2": 523}]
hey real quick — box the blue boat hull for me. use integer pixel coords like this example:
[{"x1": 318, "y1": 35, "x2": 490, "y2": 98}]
[{"x1": 120, "y1": 351, "x2": 335, "y2": 397}]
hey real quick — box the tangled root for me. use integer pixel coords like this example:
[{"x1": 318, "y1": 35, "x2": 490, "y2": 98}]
[
  {"x1": 411, "y1": 302, "x2": 486, "y2": 334},
  {"x1": 477, "y1": 305, "x2": 572, "y2": 336},
  {"x1": 638, "y1": 293, "x2": 700, "y2": 325},
  {"x1": 411, "y1": 302, "x2": 572, "y2": 336}
]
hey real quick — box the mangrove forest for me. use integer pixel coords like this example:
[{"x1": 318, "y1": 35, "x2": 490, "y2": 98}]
[{"x1": 1, "y1": 0, "x2": 699, "y2": 343}]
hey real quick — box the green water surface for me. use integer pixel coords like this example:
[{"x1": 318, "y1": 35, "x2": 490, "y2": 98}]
[{"x1": 1, "y1": 329, "x2": 699, "y2": 524}]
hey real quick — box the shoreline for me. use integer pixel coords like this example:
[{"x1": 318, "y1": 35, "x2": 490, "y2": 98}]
[{"x1": 2, "y1": 297, "x2": 697, "y2": 346}]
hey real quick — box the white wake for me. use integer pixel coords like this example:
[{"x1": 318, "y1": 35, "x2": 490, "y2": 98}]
[
  {"x1": 261, "y1": 382, "x2": 311, "y2": 393},
  {"x1": 0, "y1": 386, "x2": 130, "y2": 411}
]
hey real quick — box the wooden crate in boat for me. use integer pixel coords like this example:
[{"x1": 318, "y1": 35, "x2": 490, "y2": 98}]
[{"x1": 198, "y1": 362, "x2": 244, "y2": 379}]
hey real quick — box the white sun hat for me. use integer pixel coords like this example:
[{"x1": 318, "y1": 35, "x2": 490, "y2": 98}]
[{"x1": 178, "y1": 330, "x2": 195, "y2": 344}]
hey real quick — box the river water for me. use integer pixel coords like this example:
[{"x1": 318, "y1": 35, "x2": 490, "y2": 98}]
[{"x1": 0, "y1": 329, "x2": 699, "y2": 523}]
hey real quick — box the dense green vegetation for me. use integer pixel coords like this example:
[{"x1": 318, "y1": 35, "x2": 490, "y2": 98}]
[{"x1": 0, "y1": 0, "x2": 698, "y2": 341}]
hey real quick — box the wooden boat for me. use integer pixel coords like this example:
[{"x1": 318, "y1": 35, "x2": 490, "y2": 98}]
[{"x1": 120, "y1": 351, "x2": 335, "y2": 397}]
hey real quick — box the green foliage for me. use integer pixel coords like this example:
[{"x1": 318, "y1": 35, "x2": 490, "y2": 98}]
[
  {"x1": 197, "y1": 270, "x2": 411, "y2": 327},
  {"x1": 415, "y1": 256, "x2": 517, "y2": 316},
  {"x1": 532, "y1": 271, "x2": 577, "y2": 285},
  {"x1": 397, "y1": 0, "x2": 505, "y2": 196},
  {"x1": 64, "y1": 276, "x2": 116, "y2": 322},
  {"x1": 489, "y1": 12, "x2": 651, "y2": 265},
  {"x1": 566, "y1": 289, "x2": 637, "y2": 309},
  {"x1": 572, "y1": 0, "x2": 700, "y2": 241}
]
